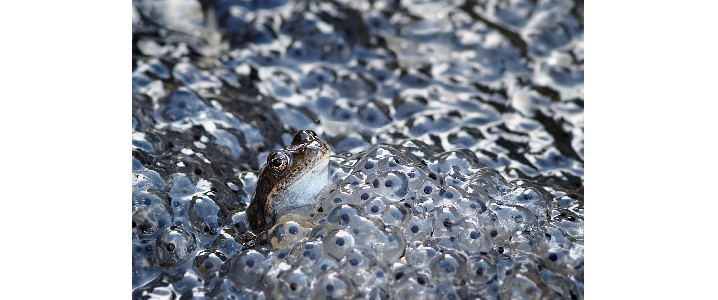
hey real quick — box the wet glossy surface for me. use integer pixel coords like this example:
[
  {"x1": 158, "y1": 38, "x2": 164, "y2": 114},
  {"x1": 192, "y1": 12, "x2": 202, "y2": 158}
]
[
  {"x1": 247, "y1": 130, "x2": 331, "y2": 233},
  {"x1": 132, "y1": 0, "x2": 583, "y2": 298}
]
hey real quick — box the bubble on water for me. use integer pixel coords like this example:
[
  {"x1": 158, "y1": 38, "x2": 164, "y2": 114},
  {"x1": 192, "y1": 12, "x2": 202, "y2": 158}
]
[
  {"x1": 432, "y1": 205, "x2": 462, "y2": 235},
  {"x1": 507, "y1": 226, "x2": 542, "y2": 254},
  {"x1": 262, "y1": 260, "x2": 292, "y2": 295},
  {"x1": 406, "y1": 115, "x2": 435, "y2": 137},
  {"x1": 436, "y1": 186, "x2": 466, "y2": 208},
  {"x1": 133, "y1": 160, "x2": 167, "y2": 190},
  {"x1": 429, "y1": 250, "x2": 467, "y2": 285},
  {"x1": 309, "y1": 254, "x2": 340, "y2": 276},
  {"x1": 339, "y1": 247, "x2": 378, "y2": 285},
  {"x1": 491, "y1": 204, "x2": 539, "y2": 235},
  {"x1": 155, "y1": 226, "x2": 197, "y2": 268},
  {"x1": 211, "y1": 277, "x2": 264, "y2": 300},
  {"x1": 447, "y1": 127, "x2": 481, "y2": 149},
  {"x1": 268, "y1": 220, "x2": 312, "y2": 249},
  {"x1": 211, "y1": 178, "x2": 245, "y2": 212},
  {"x1": 377, "y1": 156, "x2": 410, "y2": 172},
  {"x1": 372, "y1": 225, "x2": 407, "y2": 265},
  {"x1": 500, "y1": 263, "x2": 558, "y2": 299},
  {"x1": 465, "y1": 168, "x2": 510, "y2": 201},
  {"x1": 397, "y1": 139, "x2": 437, "y2": 161},
  {"x1": 323, "y1": 229, "x2": 355, "y2": 259},
  {"x1": 188, "y1": 196, "x2": 231, "y2": 236},
  {"x1": 405, "y1": 245, "x2": 438, "y2": 266},
  {"x1": 366, "y1": 171, "x2": 410, "y2": 200},
  {"x1": 310, "y1": 270, "x2": 356, "y2": 299},
  {"x1": 172, "y1": 63, "x2": 222, "y2": 90},
  {"x1": 194, "y1": 250, "x2": 227, "y2": 279},
  {"x1": 382, "y1": 203, "x2": 409, "y2": 226},
  {"x1": 347, "y1": 217, "x2": 386, "y2": 248},
  {"x1": 465, "y1": 255, "x2": 498, "y2": 287},
  {"x1": 326, "y1": 204, "x2": 363, "y2": 230},
  {"x1": 342, "y1": 184, "x2": 373, "y2": 205},
  {"x1": 337, "y1": 173, "x2": 367, "y2": 191},
  {"x1": 170, "y1": 271, "x2": 206, "y2": 295},
  {"x1": 316, "y1": 188, "x2": 354, "y2": 214},
  {"x1": 430, "y1": 149, "x2": 486, "y2": 183},
  {"x1": 286, "y1": 41, "x2": 319, "y2": 61},
  {"x1": 169, "y1": 173, "x2": 201, "y2": 201},
  {"x1": 227, "y1": 250, "x2": 267, "y2": 289},
  {"x1": 409, "y1": 195, "x2": 437, "y2": 215},
  {"x1": 457, "y1": 198, "x2": 487, "y2": 219},
  {"x1": 456, "y1": 220, "x2": 491, "y2": 255},
  {"x1": 503, "y1": 186, "x2": 545, "y2": 205},
  {"x1": 364, "y1": 196, "x2": 386, "y2": 217},
  {"x1": 274, "y1": 103, "x2": 319, "y2": 131},
  {"x1": 266, "y1": 71, "x2": 299, "y2": 99},
  {"x1": 329, "y1": 102, "x2": 355, "y2": 122},
  {"x1": 158, "y1": 88, "x2": 209, "y2": 124},
  {"x1": 393, "y1": 93, "x2": 428, "y2": 120},
  {"x1": 133, "y1": 191, "x2": 172, "y2": 239},
  {"x1": 357, "y1": 99, "x2": 392, "y2": 128},
  {"x1": 357, "y1": 156, "x2": 379, "y2": 173},
  {"x1": 275, "y1": 267, "x2": 312, "y2": 300},
  {"x1": 214, "y1": 68, "x2": 240, "y2": 88},
  {"x1": 552, "y1": 212, "x2": 584, "y2": 240},
  {"x1": 477, "y1": 211, "x2": 508, "y2": 243},
  {"x1": 133, "y1": 239, "x2": 159, "y2": 287},
  {"x1": 415, "y1": 178, "x2": 441, "y2": 200},
  {"x1": 287, "y1": 241, "x2": 324, "y2": 268},
  {"x1": 391, "y1": 266, "x2": 440, "y2": 298},
  {"x1": 300, "y1": 66, "x2": 337, "y2": 90},
  {"x1": 132, "y1": 273, "x2": 175, "y2": 299},
  {"x1": 180, "y1": 287, "x2": 212, "y2": 299},
  {"x1": 332, "y1": 73, "x2": 376, "y2": 100},
  {"x1": 404, "y1": 215, "x2": 434, "y2": 243}
]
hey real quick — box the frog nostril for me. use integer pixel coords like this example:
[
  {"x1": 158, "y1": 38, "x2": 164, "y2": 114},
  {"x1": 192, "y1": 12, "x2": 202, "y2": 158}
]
[
  {"x1": 292, "y1": 130, "x2": 318, "y2": 145},
  {"x1": 294, "y1": 131, "x2": 309, "y2": 144}
]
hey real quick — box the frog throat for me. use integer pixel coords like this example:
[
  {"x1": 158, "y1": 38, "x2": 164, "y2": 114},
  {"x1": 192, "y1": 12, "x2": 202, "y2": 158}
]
[{"x1": 263, "y1": 154, "x2": 330, "y2": 222}]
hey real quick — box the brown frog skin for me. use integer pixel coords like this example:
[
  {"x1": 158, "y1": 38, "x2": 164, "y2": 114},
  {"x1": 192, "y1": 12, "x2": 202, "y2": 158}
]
[{"x1": 247, "y1": 130, "x2": 331, "y2": 233}]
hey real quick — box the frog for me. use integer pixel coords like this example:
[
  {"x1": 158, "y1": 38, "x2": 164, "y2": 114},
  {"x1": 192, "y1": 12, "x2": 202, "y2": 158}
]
[{"x1": 247, "y1": 130, "x2": 332, "y2": 233}]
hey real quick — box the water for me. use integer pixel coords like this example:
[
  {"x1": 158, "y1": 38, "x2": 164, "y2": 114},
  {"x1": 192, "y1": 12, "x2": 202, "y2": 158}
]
[{"x1": 132, "y1": 0, "x2": 583, "y2": 298}]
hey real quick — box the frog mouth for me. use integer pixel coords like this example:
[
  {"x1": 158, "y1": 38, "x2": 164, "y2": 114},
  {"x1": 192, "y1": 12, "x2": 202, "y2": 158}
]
[
  {"x1": 286, "y1": 152, "x2": 331, "y2": 189},
  {"x1": 273, "y1": 153, "x2": 331, "y2": 216}
]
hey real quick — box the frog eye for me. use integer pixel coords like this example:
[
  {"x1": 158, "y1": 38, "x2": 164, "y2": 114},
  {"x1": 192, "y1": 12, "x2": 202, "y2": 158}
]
[{"x1": 268, "y1": 151, "x2": 292, "y2": 174}]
